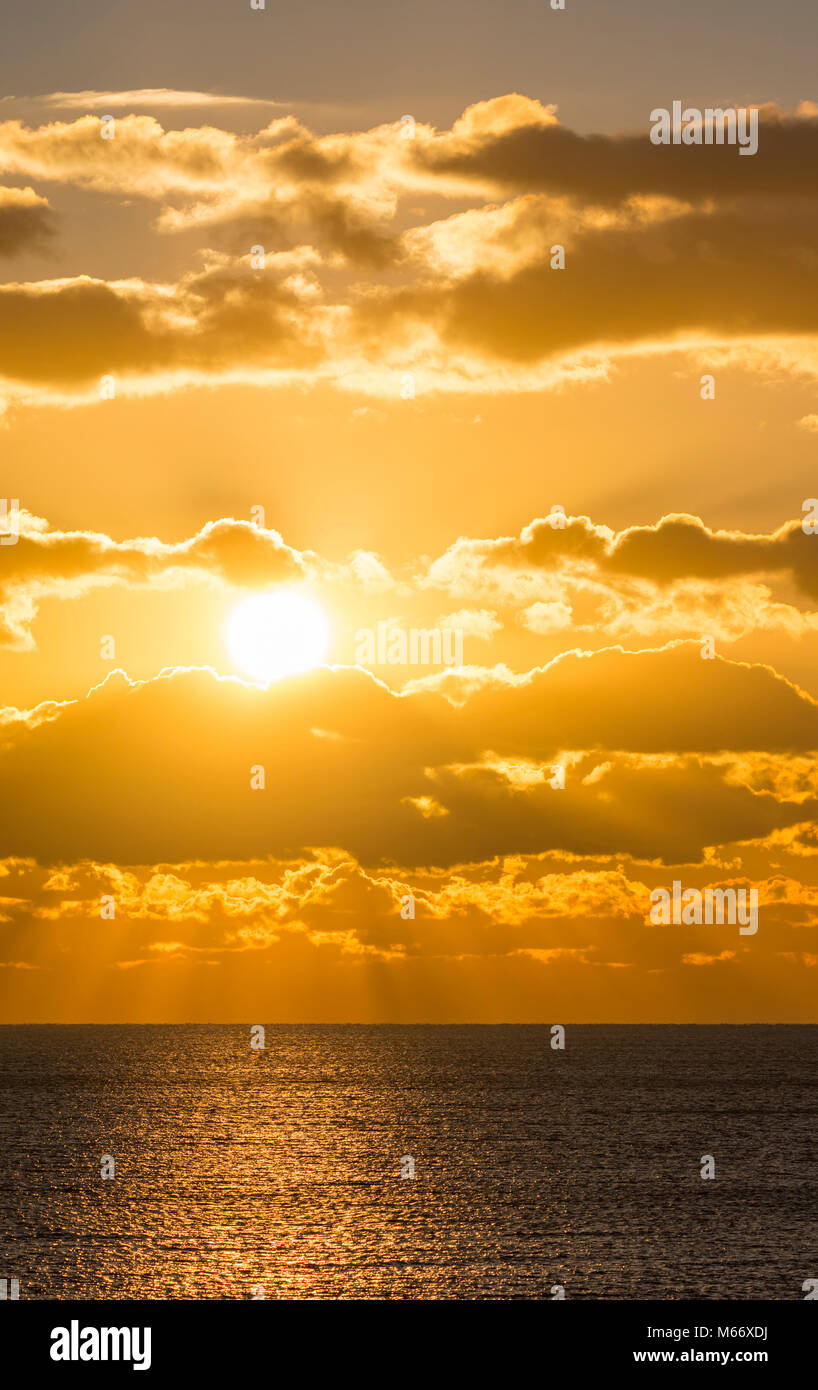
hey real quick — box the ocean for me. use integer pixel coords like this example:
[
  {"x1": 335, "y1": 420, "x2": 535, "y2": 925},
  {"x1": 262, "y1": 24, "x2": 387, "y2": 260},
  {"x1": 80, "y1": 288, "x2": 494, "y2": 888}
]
[{"x1": 1, "y1": 1024, "x2": 815, "y2": 1300}]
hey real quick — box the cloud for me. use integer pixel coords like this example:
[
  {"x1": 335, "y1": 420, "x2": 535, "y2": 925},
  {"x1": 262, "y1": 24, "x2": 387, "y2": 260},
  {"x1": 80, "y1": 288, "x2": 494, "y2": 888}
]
[
  {"x1": 681, "y1": 950, "x2": 737, "y2": 965},
  {"x1": 10, "y1": 96, "x2": 818, "y2": 217},
  {"x1": 0, "y1": 185, "x2": 54, "y2": 256},
  {"x1": 40, "y1": 90, "x2": 288, "y2": 110},
  {"x1": 5, "y1": 99, "x2": 818, "y2": 398},
  {"x1": 0, "y1": 257, "x2": 324, "y2": 393},
  {"x1": 1, "y1": 648, "x2": 817, "y2": 866},
  {"x1": 1, "y1": 852, "x2": 816, "y2": 1021},
  {"x1": 0, "y1": 111, "x2": 394, "y2": 229},
  {"x1": 0, "y1": 515, "x2": 305, "y2": 648},
  {"x1": 0, "y1": 114, "x2": 253, "y2": 198},
  {"x1": 438, "y1": 609, "x2": 501, "y2": 639},
  {"x1": 7, "y1": 509, "x2": 818, "y2": 656},
  {"x1": 412, "y1": 97, "x2": 818, "y2": 204},
  {"x1": 349, "y1": 199, "x2": 818, "y2": 370},
  {"x1": 426, "y1": 512, "x2": 818, "y2": 604}
]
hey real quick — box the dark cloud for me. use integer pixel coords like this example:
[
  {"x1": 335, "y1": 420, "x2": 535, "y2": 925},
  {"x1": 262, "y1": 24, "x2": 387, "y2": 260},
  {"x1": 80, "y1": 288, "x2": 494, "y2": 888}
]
[
  {"x1": 0, "y1": 518, "x2": 306, "y2": 648},
  {"x1": 414, "y1": 103, "x2": 818, "y2": 205},
  {"x1": 2, "y1": 648, "x2": 816, "y2": 866},
  {"x1": 350, "y1": 200, "x2": 818, "y2": 366},
  {"x1": 0, "y1": 187, "x2": 55, "y2": 256},
  {"x1": 430, "y1": 513, "x2": 818, "y2": 604},
  {"x1": 0, "y1": 262, "x2": 319, "y2": 386}
]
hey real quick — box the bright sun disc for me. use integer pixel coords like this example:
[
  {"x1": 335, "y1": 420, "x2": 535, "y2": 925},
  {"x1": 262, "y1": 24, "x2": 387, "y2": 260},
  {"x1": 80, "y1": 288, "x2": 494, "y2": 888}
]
[{"x1": 226, "y1": 590, "x2": 330, "y2": 683}]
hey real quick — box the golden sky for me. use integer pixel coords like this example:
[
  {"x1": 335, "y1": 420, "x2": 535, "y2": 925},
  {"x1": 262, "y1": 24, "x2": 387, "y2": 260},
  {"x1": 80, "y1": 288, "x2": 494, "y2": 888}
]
[{"x1": 2, "y1": 7, "x2": 818, "y2": 1020}]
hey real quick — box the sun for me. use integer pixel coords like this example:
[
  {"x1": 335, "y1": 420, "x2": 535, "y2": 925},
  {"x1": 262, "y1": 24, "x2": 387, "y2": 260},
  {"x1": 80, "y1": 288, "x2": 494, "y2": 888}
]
[{"x1": 226, "y1": 590, "x2": 330, "y2": 683}]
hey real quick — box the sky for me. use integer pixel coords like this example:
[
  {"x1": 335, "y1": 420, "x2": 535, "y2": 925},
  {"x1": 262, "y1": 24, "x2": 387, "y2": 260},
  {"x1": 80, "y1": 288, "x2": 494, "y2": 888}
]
[{"x1": 2, "y1": 0, "x2": 818, "y2": 1021}]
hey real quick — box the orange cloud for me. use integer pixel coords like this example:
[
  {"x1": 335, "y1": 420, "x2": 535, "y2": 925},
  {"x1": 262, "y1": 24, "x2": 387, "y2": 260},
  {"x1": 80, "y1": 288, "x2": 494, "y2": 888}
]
[{"x1": 2, "y1": 649, "x2": 817, "y2": 866}]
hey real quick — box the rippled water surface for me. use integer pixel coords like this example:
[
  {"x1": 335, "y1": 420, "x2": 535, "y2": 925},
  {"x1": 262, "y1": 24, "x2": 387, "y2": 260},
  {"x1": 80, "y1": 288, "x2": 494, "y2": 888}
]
[{"x1": 1, "y1": 1025, "x2": 815, "y2": 1299}]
